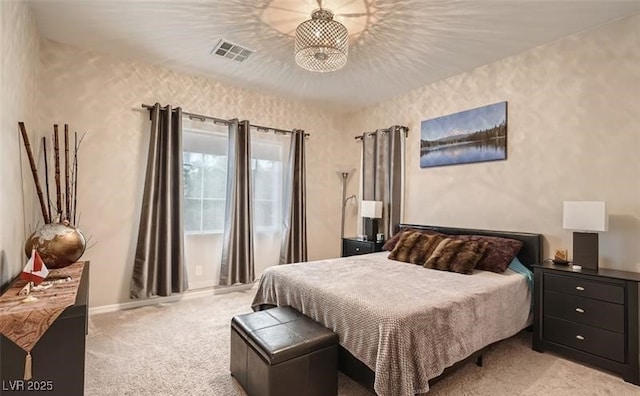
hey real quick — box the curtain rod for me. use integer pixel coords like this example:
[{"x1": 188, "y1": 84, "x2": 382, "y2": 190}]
[
  {"x1": 141, "y1": 104, "x2": 308, "y2": 137},
  {"x1": 354, "y1": 126, "x2": 409, "y2": 141}
]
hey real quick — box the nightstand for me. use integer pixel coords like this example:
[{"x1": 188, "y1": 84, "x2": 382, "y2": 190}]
[
  {"x1": 533, "y1": 262, "x2": 640, "y2": 385},
  {"x1": 342, "y1": 237, "x2": 384, "y2": 257}
]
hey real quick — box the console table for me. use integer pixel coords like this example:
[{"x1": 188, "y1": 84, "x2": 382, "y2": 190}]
[{"x1": 1, "y1": 262, "x2": 89, "y2": 395}]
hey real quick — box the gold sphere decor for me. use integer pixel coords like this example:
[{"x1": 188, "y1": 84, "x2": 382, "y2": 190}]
[{"x1": 24, "y1": 222, "x2": 86, "y2": 269}]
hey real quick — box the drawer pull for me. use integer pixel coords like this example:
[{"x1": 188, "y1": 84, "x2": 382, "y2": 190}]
[
  {"x1": 355, "y1": 247, "x2": 360, "y2": 251},
  {"x1": 576, "y1": 335, "x2": 585, "y2": 341},
  {"x1": 575, "y1": 286, "x2": 585, "y2": 291},
  {"x1": 575, "y1": 308, "x2": 584, "y2": 313}
]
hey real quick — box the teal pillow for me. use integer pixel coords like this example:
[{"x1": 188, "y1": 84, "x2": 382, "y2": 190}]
[{"x1": 508, "y1": 256, "x2": 533, "y2": 290}]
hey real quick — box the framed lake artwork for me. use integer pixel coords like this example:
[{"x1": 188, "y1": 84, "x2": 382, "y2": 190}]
[{"x1": 420, "y1": 102, "x2": 507, "y2": 168}]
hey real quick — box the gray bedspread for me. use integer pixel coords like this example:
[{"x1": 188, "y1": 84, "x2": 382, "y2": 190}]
[{"x1": 251, "y1": 252, "x2": 531, "y2": 396}]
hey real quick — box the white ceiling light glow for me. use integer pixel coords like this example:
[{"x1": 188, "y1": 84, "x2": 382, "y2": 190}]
[
  {"x1": 295, "y1": 8, "x2": 348, "y2": 72},
  {"x1": 260, "y1": 0, "x2": 375, "y2": 40}
]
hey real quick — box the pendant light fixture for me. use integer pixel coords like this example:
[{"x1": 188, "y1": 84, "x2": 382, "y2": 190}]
[{"x1": 294, "y1": 8, "x2": 349, "y2": 72}]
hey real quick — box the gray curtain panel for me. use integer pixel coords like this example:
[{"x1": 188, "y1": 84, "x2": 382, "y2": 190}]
[
  {"x1": 280, "y1": 129, "x2": 308, "y2": 264},
  {"x1": 361, "y1": 125, "x2": 405, "y2": 239},
  {"x1": 220, "y1": 120, "x2": 255, "y2": 285},
  {"x1": 131, "y1": 103, "x2": 188, "y2": 298}
]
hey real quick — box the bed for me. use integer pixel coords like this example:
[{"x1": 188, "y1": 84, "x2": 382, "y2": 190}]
[{"x1": 251, "y1": 224, "x2": 542, "y2": 395}]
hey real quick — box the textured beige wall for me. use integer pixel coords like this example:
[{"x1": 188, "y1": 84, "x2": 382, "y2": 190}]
[
  {"x1": 24, "y1": 11, "x2": 640, "y2": 308},
  {"x1": 37, "y1": 40, "x2": 355, "y2": 307},
  {"x1": 0, "y1": 1, "x2": 40, "y2": 288},
  {"x1": 345, "y1": 15, "x2": 640, "y2": 272}
]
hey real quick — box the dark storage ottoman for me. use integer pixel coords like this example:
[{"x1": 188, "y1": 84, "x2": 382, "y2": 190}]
[{"x1": 230, "y1": 306, "x2": 339, "y2": 396}]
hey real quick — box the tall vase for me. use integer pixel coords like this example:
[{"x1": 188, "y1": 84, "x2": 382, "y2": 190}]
[{"x1": 24, "y1": 222, "x2": 86, "y2": 269}]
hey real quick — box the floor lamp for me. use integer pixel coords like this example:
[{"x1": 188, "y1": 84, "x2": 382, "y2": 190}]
[{"x1": 339, "y1": 171, "x2": 355, "y2": 255}]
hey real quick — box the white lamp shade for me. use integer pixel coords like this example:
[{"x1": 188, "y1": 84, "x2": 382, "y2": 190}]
[
  {"x1": 563, "y1": 201, "x2": 608, "y2": 232},
  {"x1": 361, "y1": 200, "x2": 383, "y2": 219}
]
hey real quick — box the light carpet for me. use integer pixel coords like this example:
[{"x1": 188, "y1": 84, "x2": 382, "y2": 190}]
[{"x1": 86, "y1": 288, "x2": 640, "y2": 396}]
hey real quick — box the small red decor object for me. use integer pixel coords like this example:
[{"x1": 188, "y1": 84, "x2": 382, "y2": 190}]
[{"x1": 20, "y1": 249, "x2": 49, "y2": 285}]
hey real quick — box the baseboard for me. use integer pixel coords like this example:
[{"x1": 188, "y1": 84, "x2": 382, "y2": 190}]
[
  {"x1": 189, "y1": 280, "x2": 218, "y2": 290},
  {"x1": 213, "y1": 283, "x2": 255, "y2": 295},
  {"x1": 89, "y1": 283, "x2": 256, "y2": 315}
]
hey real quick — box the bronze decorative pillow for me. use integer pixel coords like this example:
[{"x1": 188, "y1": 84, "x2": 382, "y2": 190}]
[
  {"x1": 388, "y1": 231, "x2": 445, "y2": 264},
  {"x1": 382, "y1": 228, "x2": 443, "y2": 251},
  {"x1": 424, "y1": 238, "x2": 487, "y2": 275},
  {"x1": 382, "y1": 230, "x2": 406, "y2": 251},
  {"x1": 455, "y1": 235, "x2": 523, "y2": 273}
]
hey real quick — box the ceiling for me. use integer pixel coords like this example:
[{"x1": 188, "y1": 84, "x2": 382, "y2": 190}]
[{"x1": 29, "y1": 0, "x2": 640, "y2": 112}]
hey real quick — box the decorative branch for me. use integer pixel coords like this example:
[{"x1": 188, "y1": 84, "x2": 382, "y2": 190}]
[
  {"x1": 73, "y1": 131, "x2": 79, "y2": 225},
  {"x1": 42, "y1": 137, "x2": 52, "y2": 222},
  {"x1": 18, "y1": 122, "x2": 50, "y2": 224},
  {"x1": 53, "y1": 125, "x2": 62, "y2": 222},
  {"x1": 64, "y1": 124, "x2": 71, "y2": 221},
  {"x1": 71, "y1": 131, "x2": 86, "y2": 226}
]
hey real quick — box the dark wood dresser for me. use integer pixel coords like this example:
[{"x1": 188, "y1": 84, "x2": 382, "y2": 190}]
[
  {"x1": 342, "y1": 237, "x2": 384, "y2": 257},
  {"x1": 1, "y1": 262, "x2": 89, "y2": 395},
  {"x1": 533, "y1": 262, "x2": 639, "y2": 385}
]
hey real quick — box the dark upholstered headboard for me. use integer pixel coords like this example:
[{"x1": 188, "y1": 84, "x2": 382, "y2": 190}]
[{"x1": 398, "y1": 224, "x2": 542, "y2": 270}]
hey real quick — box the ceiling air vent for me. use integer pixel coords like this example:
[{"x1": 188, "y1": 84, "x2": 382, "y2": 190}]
[{"x1": 210, "y1": 39, "x2": 255, "y2": 63}]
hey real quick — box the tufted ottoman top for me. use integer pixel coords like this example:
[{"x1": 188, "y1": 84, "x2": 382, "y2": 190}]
[{"x1": 231, "y1": 306, "x2": 338, "y2": 365}]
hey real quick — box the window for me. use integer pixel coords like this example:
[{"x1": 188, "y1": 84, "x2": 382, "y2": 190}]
[
  {"x1": 251, "y1": 139, "x2": 285, "y2": 232},
  {"x1": 183, "y1": 126, "x2": 228, "y2": 233},
  {"x1": 183, "y1": 151, "x2": 227, "y2": 233},
  {"x1": 182, "y1": 124, "x2": 288, "y2": 234},
  {"x1": 182, "y1": 119, "x2": 291, "y2": 288}
]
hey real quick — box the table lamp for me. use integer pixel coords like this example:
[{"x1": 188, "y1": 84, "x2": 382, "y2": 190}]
[
  {"x1": 563, "y1": 201, "x2": 608, "y2": 270},
  {"x1": 361, "y1": 200, "x2": 383, "y2": 241}
]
